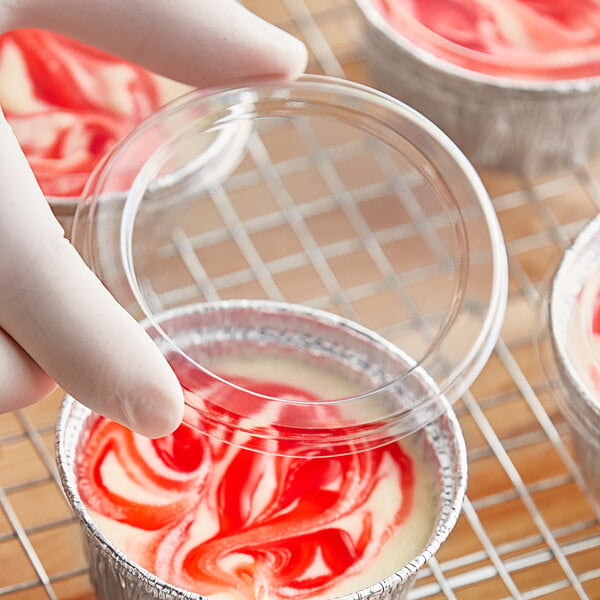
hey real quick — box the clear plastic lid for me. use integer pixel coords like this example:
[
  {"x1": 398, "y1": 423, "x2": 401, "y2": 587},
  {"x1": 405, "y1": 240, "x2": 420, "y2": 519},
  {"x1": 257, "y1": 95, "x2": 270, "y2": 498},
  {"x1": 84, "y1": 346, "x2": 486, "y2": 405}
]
[{"x1": 72, "y1": 75, "x2": 507, "y2": 454}]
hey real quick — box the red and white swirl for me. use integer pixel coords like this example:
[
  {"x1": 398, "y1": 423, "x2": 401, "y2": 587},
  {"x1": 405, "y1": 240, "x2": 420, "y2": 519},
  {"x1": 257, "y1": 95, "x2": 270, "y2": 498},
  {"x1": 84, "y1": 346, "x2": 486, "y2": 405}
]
[
  {"x1": 0, "y1": 29, "x2": 188, "y2": 197},
  {"x1": 373, "y1": 0, "x2": 600, "y2": 80},
  {"x1": 77, "y1": 375, "x2": 426, "y2": 600}
]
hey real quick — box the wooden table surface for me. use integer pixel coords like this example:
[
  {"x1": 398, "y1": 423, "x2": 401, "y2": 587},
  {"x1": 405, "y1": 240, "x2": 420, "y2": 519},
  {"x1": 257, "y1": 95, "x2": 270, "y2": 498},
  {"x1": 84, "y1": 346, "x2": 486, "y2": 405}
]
[{"x1": 1, "y1": 1, "x2": 600, "y2": 599}]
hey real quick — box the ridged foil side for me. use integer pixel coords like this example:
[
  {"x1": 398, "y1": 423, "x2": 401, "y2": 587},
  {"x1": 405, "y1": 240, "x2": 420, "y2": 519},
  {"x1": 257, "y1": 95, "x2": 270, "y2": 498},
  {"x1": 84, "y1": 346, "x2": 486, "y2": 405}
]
[
  {"x1": 355, "y1": 2, "x2": 600, "y2": 176},
  {"x1": 85, "y1": 526, "x2": 417, "y2": 600},
  {"x1": 56, "y1": 392, "x2": 466, "y2": 600}
]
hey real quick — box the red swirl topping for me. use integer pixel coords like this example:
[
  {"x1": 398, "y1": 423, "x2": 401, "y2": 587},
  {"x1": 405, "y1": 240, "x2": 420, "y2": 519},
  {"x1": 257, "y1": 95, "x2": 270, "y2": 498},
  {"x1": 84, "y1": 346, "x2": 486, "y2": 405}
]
[
  {"x1": 0, "y1": 29, "x2": 183, "y2": 197},
  {"x1": 373, "y1": 0, "x2": 600, "y2": 80},
  {"x1": 77, "y1": 376, "x2": 416, "y2": 600}
]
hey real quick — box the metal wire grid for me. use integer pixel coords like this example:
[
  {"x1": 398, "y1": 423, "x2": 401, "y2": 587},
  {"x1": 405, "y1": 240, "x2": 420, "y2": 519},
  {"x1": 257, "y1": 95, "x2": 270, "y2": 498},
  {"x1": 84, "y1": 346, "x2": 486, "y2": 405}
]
[
  {"x1": 1, "y1": 0, "x2": 600, "y2": 598},
  {"x1": 146, "y1": 121, "x2": 459, "y2": 349}
]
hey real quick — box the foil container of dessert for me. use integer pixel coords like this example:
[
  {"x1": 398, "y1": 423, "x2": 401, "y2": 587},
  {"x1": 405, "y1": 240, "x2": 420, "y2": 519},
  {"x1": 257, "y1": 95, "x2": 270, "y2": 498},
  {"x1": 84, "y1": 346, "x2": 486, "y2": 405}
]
[
  {"x1": 542, "y1": 214, "x2": 600, "y2": 497},
  {"x1": 56, "y1": 302, "x2": 468, "y2": 600},
  {"x1": 57, "y1": 399, "x2": 466, "y2": 600},
  {"x1": 353, "y1": 0, "x2": 600, "y2": 176}
]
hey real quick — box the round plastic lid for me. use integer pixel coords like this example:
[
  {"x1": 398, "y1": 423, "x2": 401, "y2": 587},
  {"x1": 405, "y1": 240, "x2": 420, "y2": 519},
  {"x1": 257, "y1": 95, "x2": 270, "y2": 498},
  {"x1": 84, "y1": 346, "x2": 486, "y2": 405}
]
[{"x1": 72, "y1": 75, "x2": 507, "y2": 452}]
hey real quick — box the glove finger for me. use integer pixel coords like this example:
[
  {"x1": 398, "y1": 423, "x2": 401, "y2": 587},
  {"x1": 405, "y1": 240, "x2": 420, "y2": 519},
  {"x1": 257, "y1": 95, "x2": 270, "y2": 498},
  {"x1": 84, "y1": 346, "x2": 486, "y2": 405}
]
[
  {"x1": 0, "y1": 111, "x2": 183, "y2": 437},
  {"x1": 17, "y1": 0, "x2": 308, "y2": 88}
]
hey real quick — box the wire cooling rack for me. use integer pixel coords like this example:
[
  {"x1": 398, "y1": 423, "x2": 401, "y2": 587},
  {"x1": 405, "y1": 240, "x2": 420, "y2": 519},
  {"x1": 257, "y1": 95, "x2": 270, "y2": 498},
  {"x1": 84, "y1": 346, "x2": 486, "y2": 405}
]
[{"x1": 2, "y1": 1, "x2": 600, "y2": 599}]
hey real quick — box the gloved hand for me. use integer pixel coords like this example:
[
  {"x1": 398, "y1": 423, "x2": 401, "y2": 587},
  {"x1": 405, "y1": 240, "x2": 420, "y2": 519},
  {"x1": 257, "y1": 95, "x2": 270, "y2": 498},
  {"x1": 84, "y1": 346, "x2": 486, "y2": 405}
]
[{"x1": 0, "y1": 0, "x2": 307, "y2": 437}]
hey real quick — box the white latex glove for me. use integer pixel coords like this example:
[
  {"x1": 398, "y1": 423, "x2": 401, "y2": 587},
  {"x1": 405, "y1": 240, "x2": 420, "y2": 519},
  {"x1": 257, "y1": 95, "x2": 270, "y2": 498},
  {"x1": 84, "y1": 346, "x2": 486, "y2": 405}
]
[{"x1": 0, "y1": 0, "x2": 307, "y2": 437}]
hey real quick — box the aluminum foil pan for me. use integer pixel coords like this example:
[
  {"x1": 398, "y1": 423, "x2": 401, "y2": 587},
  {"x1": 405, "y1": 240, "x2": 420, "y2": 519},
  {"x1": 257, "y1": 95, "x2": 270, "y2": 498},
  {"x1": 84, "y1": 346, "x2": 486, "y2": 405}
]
[
  {"x1": 56, "y1": 301, "x2": 468, "y2": 600},
  {"x1": 544, "y1": 214, "x2": 600, "y2": 496},
  {"x1": 353, "y1": 0, "x2": 600, "y2": 176},
  {"x1": 57, "y1": 401, "x2": 466, "y2": 600}
]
